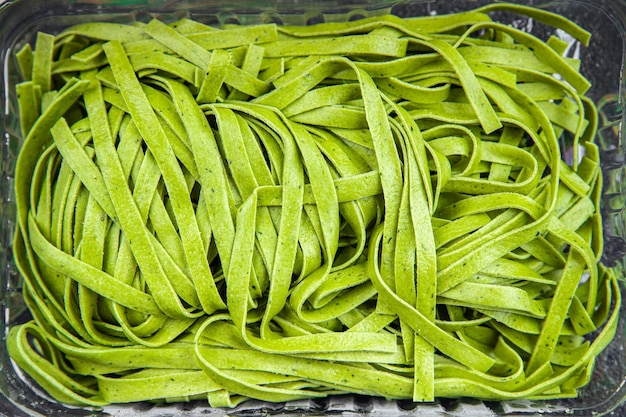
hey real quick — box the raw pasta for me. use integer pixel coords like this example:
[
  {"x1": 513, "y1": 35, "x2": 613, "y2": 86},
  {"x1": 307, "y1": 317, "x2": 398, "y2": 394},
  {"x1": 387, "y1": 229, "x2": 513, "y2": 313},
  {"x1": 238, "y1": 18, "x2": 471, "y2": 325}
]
[{"x1": 7, "y1": 3, "x2": 620, "y2": 407}]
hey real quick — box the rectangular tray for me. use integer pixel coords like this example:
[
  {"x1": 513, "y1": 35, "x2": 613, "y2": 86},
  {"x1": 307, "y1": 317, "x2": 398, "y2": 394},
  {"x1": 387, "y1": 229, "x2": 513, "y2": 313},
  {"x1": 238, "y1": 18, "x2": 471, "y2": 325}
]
[{"x1": 1, "y1": 0, "x2": 625, "y2": 415}]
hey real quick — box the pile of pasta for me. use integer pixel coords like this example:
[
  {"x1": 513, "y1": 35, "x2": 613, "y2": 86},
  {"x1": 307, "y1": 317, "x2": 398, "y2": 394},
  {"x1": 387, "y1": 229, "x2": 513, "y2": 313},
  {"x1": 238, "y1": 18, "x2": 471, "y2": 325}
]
[{"x1": 7, "y1": 2, "x2": 620, "y2": 407}]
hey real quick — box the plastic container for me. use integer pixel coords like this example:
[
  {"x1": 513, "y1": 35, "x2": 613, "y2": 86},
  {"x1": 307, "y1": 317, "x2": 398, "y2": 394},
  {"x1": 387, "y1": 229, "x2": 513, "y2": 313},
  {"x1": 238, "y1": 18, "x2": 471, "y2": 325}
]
[{"x1": 1, "y1": 0, "x2": 626, "y2": 415}]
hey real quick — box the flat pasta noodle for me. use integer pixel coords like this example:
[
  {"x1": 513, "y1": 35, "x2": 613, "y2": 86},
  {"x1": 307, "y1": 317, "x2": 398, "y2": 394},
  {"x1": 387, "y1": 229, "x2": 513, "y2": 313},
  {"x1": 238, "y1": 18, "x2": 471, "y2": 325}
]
[{"x1": 6, "y1": 2, "x2": 620, "y2": 408}]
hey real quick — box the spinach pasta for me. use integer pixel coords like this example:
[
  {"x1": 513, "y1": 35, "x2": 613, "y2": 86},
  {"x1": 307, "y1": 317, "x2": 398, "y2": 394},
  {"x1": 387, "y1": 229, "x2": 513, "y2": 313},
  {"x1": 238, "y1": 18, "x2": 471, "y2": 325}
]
[{"x1": 7, "y1": 3, "x2": 620, "y2": 406}]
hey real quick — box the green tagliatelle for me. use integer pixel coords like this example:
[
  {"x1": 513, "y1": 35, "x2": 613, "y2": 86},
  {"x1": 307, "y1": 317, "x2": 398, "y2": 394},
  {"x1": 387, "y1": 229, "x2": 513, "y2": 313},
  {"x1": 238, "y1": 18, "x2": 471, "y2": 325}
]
[{"x1": 7, "y1": 2, "x2": 621, "y2": 407}]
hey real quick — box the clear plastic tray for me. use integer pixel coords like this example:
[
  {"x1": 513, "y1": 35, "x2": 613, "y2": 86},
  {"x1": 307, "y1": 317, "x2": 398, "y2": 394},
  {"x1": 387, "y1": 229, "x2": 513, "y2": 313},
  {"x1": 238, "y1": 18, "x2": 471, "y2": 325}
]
[{"x1": 0, "y1": 0, "x2": 625, "y2": 416}]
